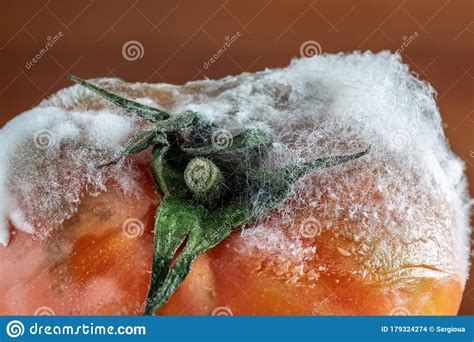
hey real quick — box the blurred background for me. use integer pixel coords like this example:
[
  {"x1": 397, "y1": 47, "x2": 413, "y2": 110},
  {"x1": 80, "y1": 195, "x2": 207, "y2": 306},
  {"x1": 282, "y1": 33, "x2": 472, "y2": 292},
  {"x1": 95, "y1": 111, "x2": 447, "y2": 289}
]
[{"x1": 0, "y1": 0, "x2": 472, "y2": 314}]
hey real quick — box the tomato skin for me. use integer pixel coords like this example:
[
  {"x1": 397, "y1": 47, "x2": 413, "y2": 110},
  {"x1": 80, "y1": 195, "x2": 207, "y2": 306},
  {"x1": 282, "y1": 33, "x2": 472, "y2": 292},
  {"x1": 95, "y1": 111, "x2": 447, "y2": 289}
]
[
  {"x1": 160, "y1": 232, "x2": 463, "y2": 315},
  {"x1": 0, "y1": 155, "x2": 464, "y2": 316},
  {"x1": 0, "y1": 158, "x2": 156, "y2": 316}
]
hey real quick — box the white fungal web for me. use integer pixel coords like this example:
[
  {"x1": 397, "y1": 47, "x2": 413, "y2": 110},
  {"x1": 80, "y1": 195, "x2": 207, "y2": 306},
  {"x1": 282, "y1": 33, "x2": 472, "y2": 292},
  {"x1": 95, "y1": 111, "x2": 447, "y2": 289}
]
[
  {"x1": 172, "y1": 51, "x2": 471, "y2": 284},
  {"x1": 0, "y1": 101, "x2": 143, "y2": 246},
  {"x1": 0, "y1": 51, "x2": 471, "y2": 285}
]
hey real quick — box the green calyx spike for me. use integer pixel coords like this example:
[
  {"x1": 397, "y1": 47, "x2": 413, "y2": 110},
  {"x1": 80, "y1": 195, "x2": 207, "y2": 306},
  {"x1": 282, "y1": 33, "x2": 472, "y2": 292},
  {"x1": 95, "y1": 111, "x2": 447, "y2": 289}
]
[
  {"x1": 69, "y1": 75, "x2": 170, "y2": 121},
  {"x1": 71, "y1": 75, "x2": 371, "y2": 315},
  {"x1": 182, "y1": 128, "x2": 272, "y2": 156}
]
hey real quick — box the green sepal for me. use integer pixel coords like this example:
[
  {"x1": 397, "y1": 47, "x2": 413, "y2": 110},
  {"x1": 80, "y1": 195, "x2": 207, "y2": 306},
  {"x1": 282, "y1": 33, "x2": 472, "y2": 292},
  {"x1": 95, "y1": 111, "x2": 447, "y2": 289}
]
[
  {"x1": 250, "y1": 147, "x2": 371, "y2": 216},
  {"x1": 182, "y1": 128, "x2": 272, "y2": 156},
  {"x1": 99, "y1": 112, "x2": 196, "y2": 167},
  {"x1": 69, "y1": 75, "x2": 170, "y2": 122},
  {"x1": 71, "y1": 76, "x2": 371, "y2": 316},
  {"x1": 144, "y1": 147, "x2": 252, "y2": 315},
  {"x1": 144, "y1": 197, "x2": 252, "y2": 315}
]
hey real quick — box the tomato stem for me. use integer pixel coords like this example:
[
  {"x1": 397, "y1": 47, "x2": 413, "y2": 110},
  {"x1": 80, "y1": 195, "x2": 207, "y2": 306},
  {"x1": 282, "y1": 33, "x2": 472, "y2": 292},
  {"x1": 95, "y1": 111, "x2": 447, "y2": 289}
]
[
  {"x1": 70, "y1": 75, "x2": 371, "y2": 315},
  {"x1": 184, "y1": 158, "x2": 224, "y2": 203}
]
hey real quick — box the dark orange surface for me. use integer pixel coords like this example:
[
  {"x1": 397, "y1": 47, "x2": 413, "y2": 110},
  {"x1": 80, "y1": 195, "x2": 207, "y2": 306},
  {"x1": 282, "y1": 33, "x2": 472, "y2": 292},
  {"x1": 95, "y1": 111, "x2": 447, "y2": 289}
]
[{"x1": 0, "y1": 0, "x2": 472, "y2": 314}]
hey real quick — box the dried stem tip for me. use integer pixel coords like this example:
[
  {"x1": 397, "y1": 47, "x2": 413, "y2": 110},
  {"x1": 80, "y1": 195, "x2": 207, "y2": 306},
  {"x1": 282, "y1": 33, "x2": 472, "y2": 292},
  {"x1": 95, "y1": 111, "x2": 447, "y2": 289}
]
[{"x1": 184, "y1": 158, "x2": 224, "y2": 200}]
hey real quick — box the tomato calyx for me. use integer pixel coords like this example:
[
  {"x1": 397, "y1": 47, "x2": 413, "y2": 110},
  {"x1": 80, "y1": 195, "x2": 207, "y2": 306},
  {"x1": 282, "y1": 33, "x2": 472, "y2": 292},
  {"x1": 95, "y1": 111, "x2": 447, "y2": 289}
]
[{"x1": 69, "y1": 75, "x2": 370, "y2": 315}]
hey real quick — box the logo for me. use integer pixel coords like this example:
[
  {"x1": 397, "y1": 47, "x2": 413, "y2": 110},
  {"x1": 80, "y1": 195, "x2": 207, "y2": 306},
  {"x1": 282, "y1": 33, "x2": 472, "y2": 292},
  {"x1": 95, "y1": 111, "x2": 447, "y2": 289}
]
[
  {"x1": 33, "y1": 129, "x2": 55, "y2": 149},
  {"x1": 6, "y1": 320, "x2": 25, "y2": 338},
  {"x1": 299, "y1": 216, "x2": 322, "y2": 238},
  {"x1": 122, "y1": 40, "x2": 144, "y2": 61},
  {"x1": 299, "y1": 40, "x2": 322, "y2": 58},
  {"x1": 211, "y1": 129, "x2": 233, "y2": 150},
  {"x1": 122, "y1": 218, "x2": 145, "y2": 238},
  {"x1": 389, "y1": 129, "x2": 411, "y2": 150},
  {"x1": 389, "y1": 306, "x2": 411, "y2": 315},
  {"x1": 211, "y1": 306, "x2": 233, "y2": 316},
  {"x1": 34, "y1": 306, "x2": 55, "y2": 316}
]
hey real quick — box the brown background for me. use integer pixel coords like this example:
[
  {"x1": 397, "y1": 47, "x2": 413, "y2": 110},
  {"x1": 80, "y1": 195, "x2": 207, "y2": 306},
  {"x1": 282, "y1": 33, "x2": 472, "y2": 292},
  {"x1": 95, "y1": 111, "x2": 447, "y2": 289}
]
[{"x1": 0, "y1": 0, "x2": 473, "y2": 314}]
